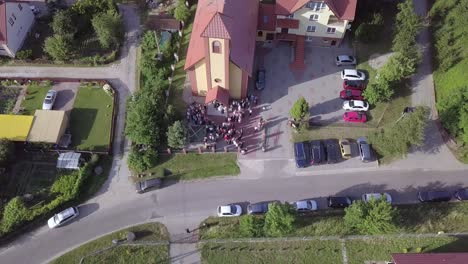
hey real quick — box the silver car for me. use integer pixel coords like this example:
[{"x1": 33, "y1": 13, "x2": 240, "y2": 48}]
[
  {"x1": 48, "y1": 207, "x2": 79, "y2": 228},
  {"x1": 335, "y1": 55, "x2": 357, "y2": 66},
  {"x1": 42, "y1": 90, "x2": 57, "y2": 110},
  {"x1": 291, "y1": 200, "x2": 318, "y2": 212}
]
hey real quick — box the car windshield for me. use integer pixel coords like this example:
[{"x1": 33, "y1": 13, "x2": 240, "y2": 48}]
[
  {"x1": 53, "y1": 215, "x2": 60, "y2": 224},
  {"x1": 230, "y1": 205, "x2": 237, "y2": 214},
  {"x1": 349, "y1": 101, "x2": 354, "y2": 107}
]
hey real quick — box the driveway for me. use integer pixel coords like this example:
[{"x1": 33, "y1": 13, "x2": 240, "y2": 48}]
[{"x1": 51, "y1": 82, "x2": 79, "y2": 111}]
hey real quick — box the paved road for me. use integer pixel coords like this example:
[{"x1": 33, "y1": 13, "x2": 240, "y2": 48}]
[{"x1": 0, "y1": 169, "x2": 467, "y2": 264}]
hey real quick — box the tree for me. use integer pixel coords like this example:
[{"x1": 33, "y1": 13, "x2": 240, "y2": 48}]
[
  {"x1": 72, "y1": 0, "x2": 117, "y2": 17},
  {"x1": 362, "y1": 80, "x2": 394, "y2": 105},
  {"x1": 393, "y1": 0, "x2": 421, "y2": 55},
  {"x1": 264, "y1": 202, "x2": 295, "y2": 237},
  {"x1": 1, "y1": 197, "x2": 29, "y2": 233},
  {"x1": 239, "y1": 215, "x2": 265, "y2": 237},
  {"x1": 44, "y1": 35, "x2": 73, "y2": 61},
  {"x1": 127, "y1": 146, "x2": 158, "y2": 172},
  {"x1": 290, "y1": 97, "x2": 309, "y2": 121},
  {"x1": 174, "y1": 1, "x2": 190, "y2": 22},
  {"x1": 91, "y1": 10, "x2": 123, "y2": 49},
  {"x1": 0, "y1": 138, "x2": 14, "y2": 166},
  {"x1": 167, "y1": 121, "x2": 187, "y2": 149},
  {"x1": 344, "y1": 198, "x2": 398, "y2": 235},
  {"x1": 51, "y1": 10, "x2": 77, "y2": 37}
]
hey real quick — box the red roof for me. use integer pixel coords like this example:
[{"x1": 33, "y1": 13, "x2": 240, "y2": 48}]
[
  {"x1": 185, "y1": 0, "x2": 259, "y2": 75},
  {"x1": 392, "y1": 253, "x2": 468, "y2": 264},
  {"x1": 258, "y1": 3, "x2": 277, "y2": 31},
  {"x1": 205, "y1": 86, "x2": 230, "y2": 106},
  {"x1": 0, "y1": 2, "x2": 7, "y2": 44},
  {"x1": 276, "y1": 18, "x2": 299, "y2": 29},
  {"x1": 275, "y1": 0, "x2": 357, "y2": 20}
]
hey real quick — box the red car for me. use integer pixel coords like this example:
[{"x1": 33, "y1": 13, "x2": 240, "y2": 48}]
[
  {"x1": 343, "y1": 111, "x2": 367, "y2": 123},
  {"x1": 340, "y1": 89, "x2": 364, "y2": 100},
  {"x1": 343, "y1": 80, "x2": 366, "y2": 90}
]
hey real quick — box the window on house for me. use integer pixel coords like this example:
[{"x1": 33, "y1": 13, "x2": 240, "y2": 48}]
[
  {"x1": 307, "y1": 26, "x2": 316, "y2": 32},
  {"x1": 12, "y1": 13, "x2": 16, "y2": 20},
  {"x1": 18, "y1": 3, "x2": 22, "y2": 11},
  {"x1": 263, "y1": 16, "x2": 269, "y2": 24},
  {"x1": 309, "y1": 14, "x2": 319, "y2": 21},
  {"x1": 305, "y1": 36, "x2": 314, "y2": 42},
  {"x1": 258, "y1": 31, "x2": 263, "y2": 37},
  {"x1": 212, "y1": 41, "x2": 221, "y2": 54},
  {"x1": 8, "y1": 17, "x2": 14, "y2": 26},
  {"x1": 287, "y1": 14, "x2": 294, "y2": 18},
  {"x1": 307, "y1": 2, "x2": 326, "y2": 11},
  {"x1": 327, "y1": 27, "x2": 336, "y2": 34}
]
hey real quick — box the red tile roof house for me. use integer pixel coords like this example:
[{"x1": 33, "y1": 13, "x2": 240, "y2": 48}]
[
  {"x1": 0, "y1": 0, "x2": 35, "y2": 58},
  {"x1": 391, "y1": 253, "x2": 468, "y2": 264}
]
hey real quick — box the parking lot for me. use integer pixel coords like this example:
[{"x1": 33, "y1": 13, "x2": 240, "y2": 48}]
[{"x1": 239, "y1": 41, "x2": 378, "y2": 172}]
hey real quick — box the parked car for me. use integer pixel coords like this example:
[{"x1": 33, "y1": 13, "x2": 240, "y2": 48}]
[
  {"x1": 340, "y1": 89, "x2": 364, "y2": 100},
  {"x1": 343, "y1": 80, "x2": 366, "y2": 90},
  {"x1": 342, "y1": 100, "x2": 369, "y2": 111},
  {"x1": 48, "y1": 207, "x2": 79, "y2": 229},
  {"x1": 256, "y1": 68, "x2": 266, "y2": 90},
  {"x1": 362, "y1": 193, "x2": 392, "y2": 203},
  {"x1": 335, "y1": 55, "x2": 357, "y2": 66},
  {"x1": 135, "y1": 178, "x2": 162, "y2": 193},
  {"x1": 341, "y1": 69, "x2": 366, "y2": 81},
  {"x1": 343, "y1": 111, "x2": 367, "y2": 123},
  {"x1": 455, "y1": 188, "x2": 468, "y2": 201},
  {"x1": 357, "y1": 137, "x2": 372, "y2": 162},
  {"x1": 309, "y1": 140, "x2": 325, "y2": 165},
  {"x1": 418, "y1": 190, "x2": 451, "y2": 203},
  {"x1": 327, "y1": 196, "x2": 352, "y2": 209},
  {"x1": 42, "y1": 90, "x2": 57, "y2": 110},
  {"x1": 324, "y1": 139, "x2": 340, "y2": 164},
  {"x1": 217, "y1": 205, "x2": 242, "y2": 217},
  {"x1": 294, "y1": 142, "x2": 309, "y2": 168},
  {"x1": 247, "y1": 201, "x2": 277, "y2": 215},
  {"x1": 339, "y1": 139, "x2": 352, "y2": 159},
  {"x1": 291, "y1": 200, "x2": 318, "y2": 212}
]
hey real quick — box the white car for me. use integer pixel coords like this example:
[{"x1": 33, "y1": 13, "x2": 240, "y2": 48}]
[
  {"x1": 42, "y1": 90, "x2": 57, "y2": 110},
  {"x1": 291, "y1": 200, "x2": 318, "y2": 212},
  {"x1": 335, "y1": 55, "x2": 357, "y2": 66},
  {"x1": 362, "y1": 193, "x2": 393, "y2": 203},
  {"x1": 217, "y1": 205, "x2": 242, "y2": 217},
  {"x1": 342, "y1": 100, "x2": 369, "y2": 111},
  {"x1": 48, "y1": 207, "x2": 79, "y2": 228},
  {"x1": 341, "y1": 69, "x2": 366, "y2": 80}
]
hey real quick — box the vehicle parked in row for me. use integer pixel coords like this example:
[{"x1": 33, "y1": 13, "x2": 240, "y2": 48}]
[
  {"x1": 290, "y1": 200, "x2": 318, "y2": 212},
  {"x1": 217, "y1": 205, "x2": 242, "y2": 217},
  {"x1": 343, "y1": 80, "x2": 366, "y2": 90},
  {"x1": 340, "y1": 89, "x2": 364, "y2": 100},
  {"x1": 256, "y1": 68, "x2": 266, "y2": 90},
  {"x1": 48, "y1": 207, "x2": 79, "y2": 229},
  {"x1": 247, "y1": 201, "x2": 278, "y2": 215},
  {"x1": 418, "y1": 190, "x2": 451, "y2": 203},
  {"x1": 339, "y1": 139, "x2": 352, "y2": 159},
  {"x1": 341, "y1": 69, "x2": 366, "y2": 81},
  {"x1": 327, "y1": 196, "x2": 352, "y2": 208},
  {"x1": 42, "y1": 90, "x2": 57, "y2": 110},
  {"x1": 135, "y1": 178, "x2": 162, "y2": 193},
  {"x1": 343, "y1": 111, "x2": 367, "y2": 123},
  {"x1": 362, "y1": 193, "x2": 393, "y2": 203},
  {"x1": 342, "y1": 100, "x2": 369, "y2": 111},
  {"x1": 324, "y1": 139, "x2": 340, "y2": 164},
  {"x1": 455, "y1": 188, "x2": 468, "y2": 201},
  {"x1": 294, "y1": 142, "x2": 309, "y2": 168},
  {"x1": 309, "y1": 140, "x2": 325, "y2": 165},
  {"x1": 335, "y1": 55, "x2": 357, "y2": 66},
  {"x1": 357, "y1": 137, "x2": 372, "y2": 162}
]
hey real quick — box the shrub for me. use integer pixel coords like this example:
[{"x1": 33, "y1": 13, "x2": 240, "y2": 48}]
[
  {"x1": 239, "y1": 215, "x2": 265, "y2": 237},
  {"x1": 344, "y1": 198, "x2": 398, "y2": 234},
  {"x1": 174, "y1": 1, "x2": 190, "y2": 22},
  {"x1": 51, "y1": 173, "x2": 79, "y2": 200},
  {"x1": 1, "y1": 197, "x2": 29, "y2": 233},
  {"x1": 16, "y1": 50, "x2": 32, "y2": 60},
  {"x1": 127, "y1": 146, "x2": 158, "y2": 172},
  {"x1": 355, "y1": 23, "x2": 374, "y2": 42},
  {"x1": 290, "y1": 97, "x2": 309, "y2": 122},
  {"x1": 264, "y1": 203, "x2": 296, "y2": 237},
  {"x1": 167, "y1": 121, "x2": 187, "y2": 149},
  {"x1": 51, "y1": 10, "x2": 77, "y2": 37},
  {"x1": 44, "y1": 34, "x2": 74, "y2": 61},
  {"x1": 91, "y1": 10, "x2": 123, "y2": 49},
  {"x1": 0, "y1": 138, "x2": 15, "y2": 166}
]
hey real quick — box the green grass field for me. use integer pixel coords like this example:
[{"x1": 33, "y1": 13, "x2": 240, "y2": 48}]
[
  {"x1": 141, "y1": 153, "x2": 240, "y2": 181},
  {"x1": 201, "y1": 240, "x2": 343, "y2": 264},
  {"x1": 51, "y1": 223, "x2": 169, "y2": 264},
  {"x1": 20, "y1": 85, "x2": 50, "y2": 115},
  {"x1": 70, "y1": 87, "x2": 114, "y2": 151}
]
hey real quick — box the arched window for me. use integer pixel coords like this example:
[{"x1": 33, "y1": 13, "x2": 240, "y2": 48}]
[{"x1": 212, "y1": 41, "x2": 221, "y2": 54}]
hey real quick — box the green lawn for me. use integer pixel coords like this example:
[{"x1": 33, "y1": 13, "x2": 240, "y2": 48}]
[
  {"x1": 201, "y1": 240, "x2": 343, "y2": 264},
  {"x1": 346, "y1": 236, "x2": 468, "y2": 264},
  {"x1": 70, "y1": 86, "x2": 114, "y2": 151},
  {"x1": 51, "y1": 223, "x2": 169, "y2": 264},
  {"x1": 141, "y1": 153, "x2": 240, "y2": 181},
  {"x1": 20, "y1": 84, "x2": 50, "y2": 115}
]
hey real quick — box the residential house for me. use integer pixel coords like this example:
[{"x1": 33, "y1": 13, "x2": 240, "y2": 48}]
[
  {"x1": 391, "y1": 253, "x2": 468, "y2": 264},
  {"x1": 0, "y1": 0, "x2": 35, "y2": 57},
  {"x1": 184, "y1": 0, "x2": 259, "y2": 103}
]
